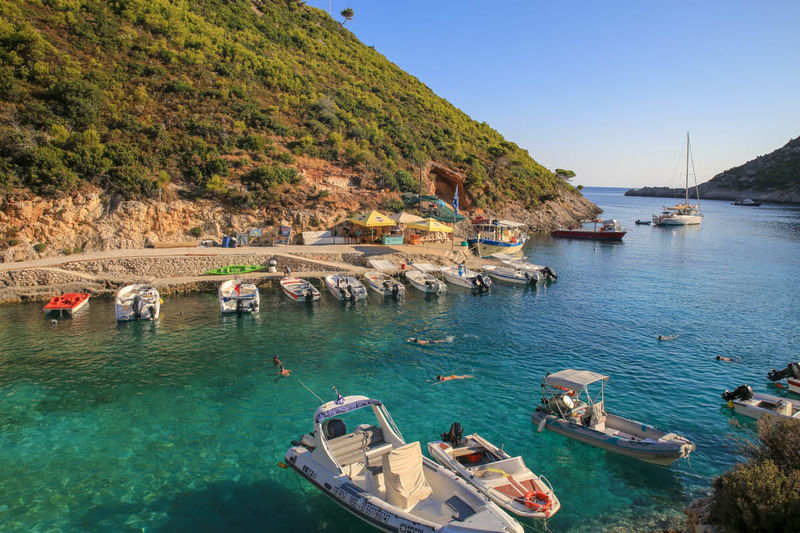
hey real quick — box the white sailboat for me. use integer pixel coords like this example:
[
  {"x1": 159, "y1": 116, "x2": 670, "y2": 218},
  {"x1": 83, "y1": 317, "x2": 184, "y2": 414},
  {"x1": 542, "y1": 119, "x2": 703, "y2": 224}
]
[{"x1": 653, "y1": 133, "x2": 703, "y2": 226}]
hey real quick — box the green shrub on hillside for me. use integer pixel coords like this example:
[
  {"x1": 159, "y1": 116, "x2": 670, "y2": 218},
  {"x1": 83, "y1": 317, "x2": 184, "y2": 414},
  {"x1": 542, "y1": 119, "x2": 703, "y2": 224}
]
[{"x1": 710, "y1": 416, "x2": 800, "y2": 533}]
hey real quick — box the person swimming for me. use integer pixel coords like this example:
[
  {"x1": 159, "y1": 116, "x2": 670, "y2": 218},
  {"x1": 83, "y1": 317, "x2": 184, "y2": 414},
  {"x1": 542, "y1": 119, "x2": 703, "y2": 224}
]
[
  {"x1": 407, "y1": 336, "x2": 454, "y2": 345},
  {"x1": 657, "y1": 334, "x2": 680, "y2": 341},
  {"x1": 716, "y1": 355, "x2": 742, "y2": 362},
  {"x1": 272, "y1": 354, "x2": 282, "y2": 366},
  {"x1": 278, "y1": 364, "x2": 291, "y2": 377},
  {"x1": 432, "y1": 374, "x2": 474, "y2": 384}
]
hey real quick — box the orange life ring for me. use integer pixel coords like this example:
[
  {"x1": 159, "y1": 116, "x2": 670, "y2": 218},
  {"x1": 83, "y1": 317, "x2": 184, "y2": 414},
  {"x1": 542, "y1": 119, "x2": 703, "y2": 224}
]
[{"x1": 523, "y1": 490, "x2": 551, "y2": 511}]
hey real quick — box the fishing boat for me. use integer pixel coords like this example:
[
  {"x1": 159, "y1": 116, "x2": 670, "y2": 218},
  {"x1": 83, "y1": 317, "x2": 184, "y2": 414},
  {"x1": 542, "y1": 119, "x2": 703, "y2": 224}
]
[
  {"x1": 404, "y1": 270, "x2": 447, "y2": 295},
  {"x1": 441, "y1": 266, "x2": 492, "y2": 291},
  {"x1": 732, "y1": 198, "x2": 761, "y2": 207},
  {"x1": 204, "y1": 265, "x2": 264, "y2": 275},
  {"x1": 279, "y1": 277, "x2": 320, "y2": 303},
  {"x1": 492, "y1": 254, "x2": 558, "y2": 282},
  {"x1": 467, "y1": 218, "x2": 528, "y2": 258},
  {"x1": 363, "y1": 270, "x2": 405, "y2": 300},
  {"x1": 531, "y1": 369, "x2": 695, "y2": 466},
  {"x1": 325, "y1": 274, "x2": 367, "y2": 302},
  {"x1": 218, "y1": 279, "x2": 260, "y2": 314},
  {"x1": 551, "y1": 219, "x2": 626, "y2": 240},
  {"x1": 43, "y1": 293, "x2": 90, "y2": 315},
  {"x1": 427, "y1": 423, "x2": 560, "y2": 519},
  {"x1": 722, "y1": 385, "x2": 800, "y2": 420},
  {"x1": 652, "y1": 133, "x2": 703, "y2": 226},
  {"x1": 115, "y1": 284, "x2": 160, "y2": 321},
  {"x1": 767, "y1": 362, "x2": 800, "y2": 394},
  {"x1": 285, "y1": 392, "x2": 523, "y2": 533}
]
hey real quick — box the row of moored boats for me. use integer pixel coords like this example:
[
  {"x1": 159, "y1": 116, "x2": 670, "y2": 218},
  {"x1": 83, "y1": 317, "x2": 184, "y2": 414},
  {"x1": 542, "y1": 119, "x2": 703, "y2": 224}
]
[{"x1": 285, "y1": 370, "x2": 696, "y2": 533}]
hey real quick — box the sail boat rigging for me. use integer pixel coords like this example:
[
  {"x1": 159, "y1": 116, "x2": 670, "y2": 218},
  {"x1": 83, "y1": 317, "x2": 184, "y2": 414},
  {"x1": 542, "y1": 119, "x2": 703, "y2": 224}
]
[{"x1": 652, "y1": 133, "x2": 703, "y2": 226}]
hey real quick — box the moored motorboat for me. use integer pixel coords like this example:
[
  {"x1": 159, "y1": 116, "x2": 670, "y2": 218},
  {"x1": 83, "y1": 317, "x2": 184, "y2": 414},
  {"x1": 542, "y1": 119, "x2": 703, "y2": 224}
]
[
  {"x1": 732, "y1": 198, "x2": 761, "y2": 207},
  {"x1": 427, "y1": 423, "x2": 560, "y2": 519},
  {"x1": 325, "y1": 274, "x2": 367, "y2": 301},
  {"x1": 404, "y1": 270, "x2": 447, "y2": 295},
  {"x1": 218, "y1": 279, "x2": 260, "y2": 314},
  {"x1": 551, "y1": 219, "x2": 626, "y2": 240},
  {"x1": 467, "y1": 218, "x2": 528, "y2": 258},
  {"x1": 492, "y1": 254, "x2": 557, "y2": 282},
  {"x1": 115, "y1": 284, "x2": 160, "y2": 321},
  {"x1": 279, "y1": 277, "x2": 320, "y2": 303},
  {"x1": 441, "y1": 266, "x2": 492, "y2": 291},
  {"x1": 43, "y1": 293, "x2": 90, "y2": 315},
  {"x1": 482, "y1": 264, "x2": 540, "y2": 285},
  {"x1": 531, "y1": 369, "x2": 695, "y2": 465},
  {"x1": 363, "y1": 270, "x2": 405, "y2": 300},
  {"x1": 767, "y1": 362, "x2": 800, "y2": 394},
  {"x1": 722, "y1": 385, "x2": 800, "y2": 420},
  {"x1": 635, "y1": 219, "x2": 651, "y2": 225},
  {"x1": 285, "y1": 392, "x2": 523, "y2": 533}
]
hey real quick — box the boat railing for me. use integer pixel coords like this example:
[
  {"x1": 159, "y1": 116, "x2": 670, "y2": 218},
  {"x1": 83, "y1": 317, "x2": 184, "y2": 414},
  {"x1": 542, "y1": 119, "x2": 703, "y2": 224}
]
[{"x1": 538, "y1": 474, "x2": 556, "y2": 495}]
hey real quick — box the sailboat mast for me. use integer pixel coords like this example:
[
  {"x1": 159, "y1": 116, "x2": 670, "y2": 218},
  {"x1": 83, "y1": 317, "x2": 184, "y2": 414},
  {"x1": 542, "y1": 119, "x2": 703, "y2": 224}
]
[{"x1": 685, "y1": 132, "x2": 690, "y2": 206}]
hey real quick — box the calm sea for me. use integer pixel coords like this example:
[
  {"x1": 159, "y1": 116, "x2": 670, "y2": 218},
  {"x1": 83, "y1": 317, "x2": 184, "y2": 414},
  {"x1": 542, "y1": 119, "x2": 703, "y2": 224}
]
[{"x1": 1, "y1": 187, "x2": 798, "y2": 532}]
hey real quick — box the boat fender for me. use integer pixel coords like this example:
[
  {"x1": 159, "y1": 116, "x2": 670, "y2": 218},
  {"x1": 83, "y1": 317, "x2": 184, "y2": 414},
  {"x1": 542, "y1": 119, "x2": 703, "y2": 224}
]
[{"x1": 536, "y1": 418, "x2": 547, "y2": 433}]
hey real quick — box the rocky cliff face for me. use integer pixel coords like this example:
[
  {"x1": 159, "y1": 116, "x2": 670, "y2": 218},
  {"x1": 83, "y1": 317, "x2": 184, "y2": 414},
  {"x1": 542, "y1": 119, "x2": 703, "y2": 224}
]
[{"x1": 626, "y1": 136, "x2": 800, "y2": 203}]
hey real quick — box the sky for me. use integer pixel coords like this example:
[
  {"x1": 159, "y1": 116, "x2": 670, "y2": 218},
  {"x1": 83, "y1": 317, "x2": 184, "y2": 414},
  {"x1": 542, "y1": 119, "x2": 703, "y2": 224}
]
[{"x1": 305, "y1": 0, "x2": 800, "y2": 187}]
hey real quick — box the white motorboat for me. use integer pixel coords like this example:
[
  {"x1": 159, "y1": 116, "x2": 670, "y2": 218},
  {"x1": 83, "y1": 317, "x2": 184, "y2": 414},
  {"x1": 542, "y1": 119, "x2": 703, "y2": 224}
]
[
  {"x1": 325, "y1": 274, "x2": 367, "y2": 301},
  {"x1": 427, "y1": 423, "x2": 560, "y2": 520},
  {"x1": 482, "y1": 265, "x2": 540, "y2": 285},
  {"x1": 404, "y1": 270, "x2": 447, "y2": 295},
  {"x1": 531, "y1": 370, "x2": 695, "y2": 466},
  {"x1": 441, "y1": 266, "x2": 492, "y2": 291},
  {"x1": 767, "y1": 362, "x2": 800, "y2": 394},
  {"x1": 218, "y1": 279, "x2": 260, "y2": 314},
  {"x1": 491, "y1": 254, "x2": 557, "y2": 282},
  {"x1": 722, "y1": 385, "x2": 800, "y2": 420},
  {"x1": 363, "y1": 270, "x2": 405, "y2": 300},
  {"x1": 652, "y1": 133, "x2": 703, "y2": 226},
  {"x1": 115, "y1": 284, "x2": 160, "y2": 321},
  {"x1": 280, "y1": 277, "x2": 320, "y2": 303},
  {"x1": 285, "y1": 393, "x2": 523, "y2": 533}
]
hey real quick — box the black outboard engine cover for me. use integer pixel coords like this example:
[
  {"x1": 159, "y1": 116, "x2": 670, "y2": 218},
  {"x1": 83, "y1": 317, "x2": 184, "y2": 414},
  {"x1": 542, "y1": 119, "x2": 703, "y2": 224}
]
[
  {"x1": 722, "y1": 384, "x2": 753, "y2": 402},
  {"x1": 543, "y1": 266, "x2": 557, "y2": 280},
  {"x1": 441, "y1": 422, "x2": 464, "y2": 447},
  {"x1": 133, "y1": 295, "x2": 143, "y2": 320},
  {"x1": 768, "y1": 362, "x2": 800, "y2": 381}
]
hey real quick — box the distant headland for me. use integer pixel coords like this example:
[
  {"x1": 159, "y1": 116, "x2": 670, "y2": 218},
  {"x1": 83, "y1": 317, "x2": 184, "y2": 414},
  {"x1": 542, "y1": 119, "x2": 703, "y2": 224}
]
[{"x1": 626, "y1": 136, "x2": 800, "y2": 203}]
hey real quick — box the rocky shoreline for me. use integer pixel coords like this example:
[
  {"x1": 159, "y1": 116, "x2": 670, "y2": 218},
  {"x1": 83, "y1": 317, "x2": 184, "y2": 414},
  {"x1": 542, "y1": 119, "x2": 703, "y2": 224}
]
[{"x1": 624, "y1": 185, "x2": 800, "y2": 203}]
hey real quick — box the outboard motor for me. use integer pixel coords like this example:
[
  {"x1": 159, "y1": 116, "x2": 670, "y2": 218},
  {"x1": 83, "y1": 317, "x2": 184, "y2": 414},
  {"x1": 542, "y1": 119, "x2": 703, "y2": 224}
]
[
  {"x1": 236, "y1": 299, "x2": 244, "y2": 316},
  {"x1": 477, "y1": 273, "x2": 491, "y2": 291},
  {"x1": 346, "y1": 283, "x2": 355, "y2": 301},
  {"x1": 391, "y1": 283, "x2": 400, "y2": 300},
  {"x1": 441, "y1": 422, "x2": 464, "y2": 447},
  {"x1": 767, "y1": 362, "x2": 800, "y2": 381},
  {"x1": 305, "y1": 288, "x2": 314, "y2": 303},
  {"x1": 524, "y1": 271, "x2": 535, "y2": 285},
  {"x1": 147, "y1": 305, "x2": 156, "y2": 319},
  {"x1": 722, "y1": 384, "x2": 753, "y2": 402},
  {"x1": 543, "y1": 266, "x2": 557, "y2": 280},
  {"x1": 133, "y1": 295, "x2": 143, "y2": 320}
]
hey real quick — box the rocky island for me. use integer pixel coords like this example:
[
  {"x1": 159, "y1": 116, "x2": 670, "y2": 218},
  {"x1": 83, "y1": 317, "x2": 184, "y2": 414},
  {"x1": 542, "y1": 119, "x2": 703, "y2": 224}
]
[{"x1": 626, "y1": 136, "x2": 800, "y2": 203}]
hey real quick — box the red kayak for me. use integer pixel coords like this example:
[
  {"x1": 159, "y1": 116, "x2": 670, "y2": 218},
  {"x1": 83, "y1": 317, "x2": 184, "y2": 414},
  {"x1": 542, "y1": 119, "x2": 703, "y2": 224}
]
[
  {"x1": 43, "y1": 293, "x2": 90, "y2": 314},
  {"x1": 551, "y1": 219, "x2": 626, "y2": 241}
]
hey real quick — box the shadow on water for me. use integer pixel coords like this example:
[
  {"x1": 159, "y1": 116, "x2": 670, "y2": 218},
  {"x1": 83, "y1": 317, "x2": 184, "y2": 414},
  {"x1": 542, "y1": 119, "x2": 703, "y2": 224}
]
[{"x1": 72, "y1": 478, "x2": 373, "y2": 533}]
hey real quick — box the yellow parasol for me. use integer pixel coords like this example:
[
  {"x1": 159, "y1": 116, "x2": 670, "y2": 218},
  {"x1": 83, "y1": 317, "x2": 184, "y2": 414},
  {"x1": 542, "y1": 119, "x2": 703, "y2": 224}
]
[
  {"x1": 350, "y1": 210, "x2": 396, "y2": 227},
  {"x1": 389, "y1": 212, "x2": 425, "y2": 224},
  {"x1": 408, "y1": 218, "x2": 454, "y2": 233}
]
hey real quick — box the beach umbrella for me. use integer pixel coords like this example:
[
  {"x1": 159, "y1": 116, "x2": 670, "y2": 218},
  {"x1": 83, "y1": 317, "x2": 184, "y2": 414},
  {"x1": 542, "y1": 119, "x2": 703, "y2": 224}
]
[
  {"x1": 408, "y1": 218, "x2": 454, "y2": 233},
  {"x1": 389, "y1": 212, "x2": 425, "y2": 224},
  {"x1": 350, "y1": 210, "x2": 396, "y2": 227}
]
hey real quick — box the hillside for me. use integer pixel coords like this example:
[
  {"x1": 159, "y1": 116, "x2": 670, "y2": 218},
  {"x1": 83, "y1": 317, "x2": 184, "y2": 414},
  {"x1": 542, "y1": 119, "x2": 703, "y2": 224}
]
[
  {"x1": 626, "y1": 136, "x2": 800, "y2": 203},
  {"x1": 0, "y1": 0, "x2": 596, "y2": 216}
]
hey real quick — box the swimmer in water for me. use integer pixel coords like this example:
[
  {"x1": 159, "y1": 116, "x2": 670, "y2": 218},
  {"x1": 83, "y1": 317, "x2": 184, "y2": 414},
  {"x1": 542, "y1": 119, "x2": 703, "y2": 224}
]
[
  {"x1": 278, "y1": 364, "x2": 291, "y2": 377},
  {"x1": 657, "y1": 334, "x2": 680, "y2": 341},
  {"x1": 431, "y1": 374, "x2": 474, "y2": 384},
  {"x1": 407, "y1": 336, "x2": 453, "y2": 345},
  {"x1": 716, "y1": 355, "x2": 742, "y2": 362},
  {"x1": 272, "y1": 353, "x2": 282, "y2": 366}
]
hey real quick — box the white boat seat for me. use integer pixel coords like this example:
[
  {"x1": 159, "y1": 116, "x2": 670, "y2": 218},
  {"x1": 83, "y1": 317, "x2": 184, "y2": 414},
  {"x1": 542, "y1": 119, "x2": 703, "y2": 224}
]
[{"x1": 383, "y1": 441, "x2": 432, "y2": 510}]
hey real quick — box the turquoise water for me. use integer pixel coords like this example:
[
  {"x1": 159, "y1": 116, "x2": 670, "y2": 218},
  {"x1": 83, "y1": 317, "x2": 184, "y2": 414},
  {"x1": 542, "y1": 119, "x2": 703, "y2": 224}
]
[{"x1": 1, "y1": 187, "x2": 799, "y2": 532}]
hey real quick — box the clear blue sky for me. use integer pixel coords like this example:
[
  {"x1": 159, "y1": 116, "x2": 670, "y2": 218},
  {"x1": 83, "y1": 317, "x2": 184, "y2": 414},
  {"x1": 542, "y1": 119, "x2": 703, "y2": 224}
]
[{"x1": 306, "y1": 0, "x2": 800, "y2": 187}]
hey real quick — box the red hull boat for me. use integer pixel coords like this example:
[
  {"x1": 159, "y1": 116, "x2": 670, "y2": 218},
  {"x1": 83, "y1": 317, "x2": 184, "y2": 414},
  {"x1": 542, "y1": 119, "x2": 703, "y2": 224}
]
[
  {"x1": 551, "y1": 219, "x2": 626, "y2": 241},
  {"x1": 43, "y1": 293, "x2": 90, "y2": 314}
]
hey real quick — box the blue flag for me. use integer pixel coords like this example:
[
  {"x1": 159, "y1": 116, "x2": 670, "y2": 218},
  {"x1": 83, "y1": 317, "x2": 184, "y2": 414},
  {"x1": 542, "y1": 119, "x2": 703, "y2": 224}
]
[{"x1": 452, "y1": 184, "x2": 459, "y2": 214}]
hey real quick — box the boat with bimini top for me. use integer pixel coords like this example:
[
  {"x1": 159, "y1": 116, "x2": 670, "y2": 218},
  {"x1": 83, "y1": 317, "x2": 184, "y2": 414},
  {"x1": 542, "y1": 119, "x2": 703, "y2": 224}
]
[
  {"x1": 115, "y1": 285, "x2": 160, "y2": 321},
  {"x1": 285, "y1": 391, "x2": 523, "y2": 533},
  {"x1": 218, "y1": 279, "x2": 260, "y2": 314},
  {"x1": 427, "y1": 423, "x2": 560, "y2": 520},
  {"x1": 531, "y1": 369, "x2": 695, "y2": 465},
  {"x1": 467, "y1": 218, "x2": 528, "y2": 258}
]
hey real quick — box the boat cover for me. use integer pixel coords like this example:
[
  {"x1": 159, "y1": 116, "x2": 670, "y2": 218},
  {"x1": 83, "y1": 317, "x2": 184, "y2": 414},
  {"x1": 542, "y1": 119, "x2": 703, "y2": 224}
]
[
  {"x1": 545, "y1": 369, "x2": 608, "y2": 390},
  {"x1": 315, "y1": 398, "x2": 382, "y2": 423},
  {"x1": 383, "y1": 441, "x2": 432, "y2": 510}
]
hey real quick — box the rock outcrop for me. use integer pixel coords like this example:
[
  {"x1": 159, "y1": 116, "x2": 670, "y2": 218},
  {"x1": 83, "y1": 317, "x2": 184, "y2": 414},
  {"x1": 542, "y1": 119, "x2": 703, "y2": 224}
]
[{"x1": 626, "y1": 136, "x2": 800, "y2": 203}]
